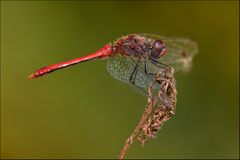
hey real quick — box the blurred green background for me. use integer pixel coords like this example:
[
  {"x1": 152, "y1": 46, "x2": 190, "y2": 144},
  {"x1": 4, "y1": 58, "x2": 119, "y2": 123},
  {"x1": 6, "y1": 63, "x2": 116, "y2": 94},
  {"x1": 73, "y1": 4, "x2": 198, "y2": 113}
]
[{"x1": 1, "y1": 1, "x2": 239, "y2": 159}]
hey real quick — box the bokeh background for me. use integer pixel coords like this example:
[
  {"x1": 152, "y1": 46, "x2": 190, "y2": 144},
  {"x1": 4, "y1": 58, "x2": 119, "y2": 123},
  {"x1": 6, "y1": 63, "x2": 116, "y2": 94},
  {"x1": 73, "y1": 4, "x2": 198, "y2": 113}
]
[{"x1": 1, "y1": 1, "x2": 239, "y2": 159}]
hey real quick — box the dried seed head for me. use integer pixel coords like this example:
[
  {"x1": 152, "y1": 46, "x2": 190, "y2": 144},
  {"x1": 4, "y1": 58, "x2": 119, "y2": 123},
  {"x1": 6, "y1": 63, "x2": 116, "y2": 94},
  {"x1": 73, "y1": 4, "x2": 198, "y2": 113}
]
[{"x1": 138, "y1": 70, "x2": 177, "y2": 146}]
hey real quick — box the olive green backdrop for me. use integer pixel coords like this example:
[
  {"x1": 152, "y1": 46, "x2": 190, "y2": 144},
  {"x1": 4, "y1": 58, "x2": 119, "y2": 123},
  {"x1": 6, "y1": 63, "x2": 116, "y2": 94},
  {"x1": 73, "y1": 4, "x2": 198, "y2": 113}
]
[{"x1": 1, "y1": 1, "x2": 239, "y2": 159}]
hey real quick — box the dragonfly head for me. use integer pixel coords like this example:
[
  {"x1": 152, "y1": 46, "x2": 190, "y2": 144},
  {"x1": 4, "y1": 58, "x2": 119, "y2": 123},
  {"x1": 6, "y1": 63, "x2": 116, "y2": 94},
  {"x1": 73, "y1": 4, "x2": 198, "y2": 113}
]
[{"x1": 149, "y1": 40, "x2": 167, "y2": 59}]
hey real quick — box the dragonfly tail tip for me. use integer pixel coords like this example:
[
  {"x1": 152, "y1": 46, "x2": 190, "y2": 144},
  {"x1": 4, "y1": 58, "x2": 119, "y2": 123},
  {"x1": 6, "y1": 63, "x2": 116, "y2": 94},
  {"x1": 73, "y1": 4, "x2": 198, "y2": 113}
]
[{"x1": 28, "y1": 73, "x2": 37, "y2": 79}]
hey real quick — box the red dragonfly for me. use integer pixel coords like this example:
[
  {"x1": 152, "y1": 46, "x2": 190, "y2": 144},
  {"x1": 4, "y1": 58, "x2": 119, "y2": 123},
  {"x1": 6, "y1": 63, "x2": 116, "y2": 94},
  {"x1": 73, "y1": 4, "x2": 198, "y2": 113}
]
[{"x1": 29, "y1": 34, "x2": 198, "y2": 95}]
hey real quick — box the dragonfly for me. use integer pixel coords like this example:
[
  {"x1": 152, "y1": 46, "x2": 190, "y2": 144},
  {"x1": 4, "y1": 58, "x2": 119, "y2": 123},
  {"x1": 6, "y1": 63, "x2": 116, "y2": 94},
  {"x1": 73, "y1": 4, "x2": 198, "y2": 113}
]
[{"x1": 28, "y1": 34, "x2": 198, "y2": 95}]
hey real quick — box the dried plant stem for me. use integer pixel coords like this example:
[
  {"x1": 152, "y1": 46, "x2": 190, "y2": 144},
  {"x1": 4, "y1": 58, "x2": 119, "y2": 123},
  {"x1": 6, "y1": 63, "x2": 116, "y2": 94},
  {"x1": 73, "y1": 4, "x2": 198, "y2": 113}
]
[
  {"x1": 118, "y1": 97, "x2": 154, "y2": 160},
  {"x1": 118, "y1": 68, "x2": 176, "y2": 159}
]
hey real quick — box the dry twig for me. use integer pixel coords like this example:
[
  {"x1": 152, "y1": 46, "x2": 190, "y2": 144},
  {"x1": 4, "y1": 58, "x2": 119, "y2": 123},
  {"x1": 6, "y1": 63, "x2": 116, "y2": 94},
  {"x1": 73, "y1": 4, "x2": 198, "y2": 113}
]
[{"x1": 118, "y1": 67, "x2": 177, "y2": 159}]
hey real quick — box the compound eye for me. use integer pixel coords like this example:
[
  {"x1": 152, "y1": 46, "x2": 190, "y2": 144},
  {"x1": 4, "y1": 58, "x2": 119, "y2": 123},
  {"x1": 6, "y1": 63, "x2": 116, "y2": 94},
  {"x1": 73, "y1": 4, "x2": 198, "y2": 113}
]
[{"x1": 150, "y1": 40, "x2": 166, "y2": 59}]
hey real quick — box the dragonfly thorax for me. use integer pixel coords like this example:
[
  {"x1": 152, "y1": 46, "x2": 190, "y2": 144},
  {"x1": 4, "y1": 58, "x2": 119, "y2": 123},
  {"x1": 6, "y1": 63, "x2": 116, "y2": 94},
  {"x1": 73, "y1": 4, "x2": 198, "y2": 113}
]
[
  {"x1": 113, "y1": 34, "x2": 151, "y2": 58},
  {"x1": 113, "y1": 34, "x2": 167, "y2": 61}
]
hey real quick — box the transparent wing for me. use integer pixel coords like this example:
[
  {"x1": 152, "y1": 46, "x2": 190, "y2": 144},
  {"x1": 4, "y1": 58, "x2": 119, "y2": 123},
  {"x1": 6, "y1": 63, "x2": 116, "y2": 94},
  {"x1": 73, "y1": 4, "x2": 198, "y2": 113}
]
[
  {"x1": 140, "y1": 33, "x2": 199, "y2": 72},
  {"x1": 106, "y1": 34, "x2": 198, "y2": 96},
  {"x1": 106, "y1": 55, "x2": 159, "y2": 96}
]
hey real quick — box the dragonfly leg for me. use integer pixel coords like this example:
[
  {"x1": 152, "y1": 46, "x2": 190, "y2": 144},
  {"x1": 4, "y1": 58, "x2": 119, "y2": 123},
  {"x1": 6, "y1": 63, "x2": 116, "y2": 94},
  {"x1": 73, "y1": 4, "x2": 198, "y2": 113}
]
[
  {"x1": 129, "y1": 59, "x2": 140, "y2": 85},
  {"x1": 144, "y1": 60, "x2": 157, "y2": 77},
  {"x1": 149, "y1": 57, "x2": 171, "y2": 71},
  {"x1": 147, "y1": 58, "x2": 174, "y2": 88}
]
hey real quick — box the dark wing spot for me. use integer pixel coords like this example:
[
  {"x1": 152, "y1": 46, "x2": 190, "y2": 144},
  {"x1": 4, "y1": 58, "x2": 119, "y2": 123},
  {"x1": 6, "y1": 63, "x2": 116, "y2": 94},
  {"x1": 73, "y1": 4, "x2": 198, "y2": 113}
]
[{"x1": 181, "y1": 51, "x2": 187, "y2": 58}]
